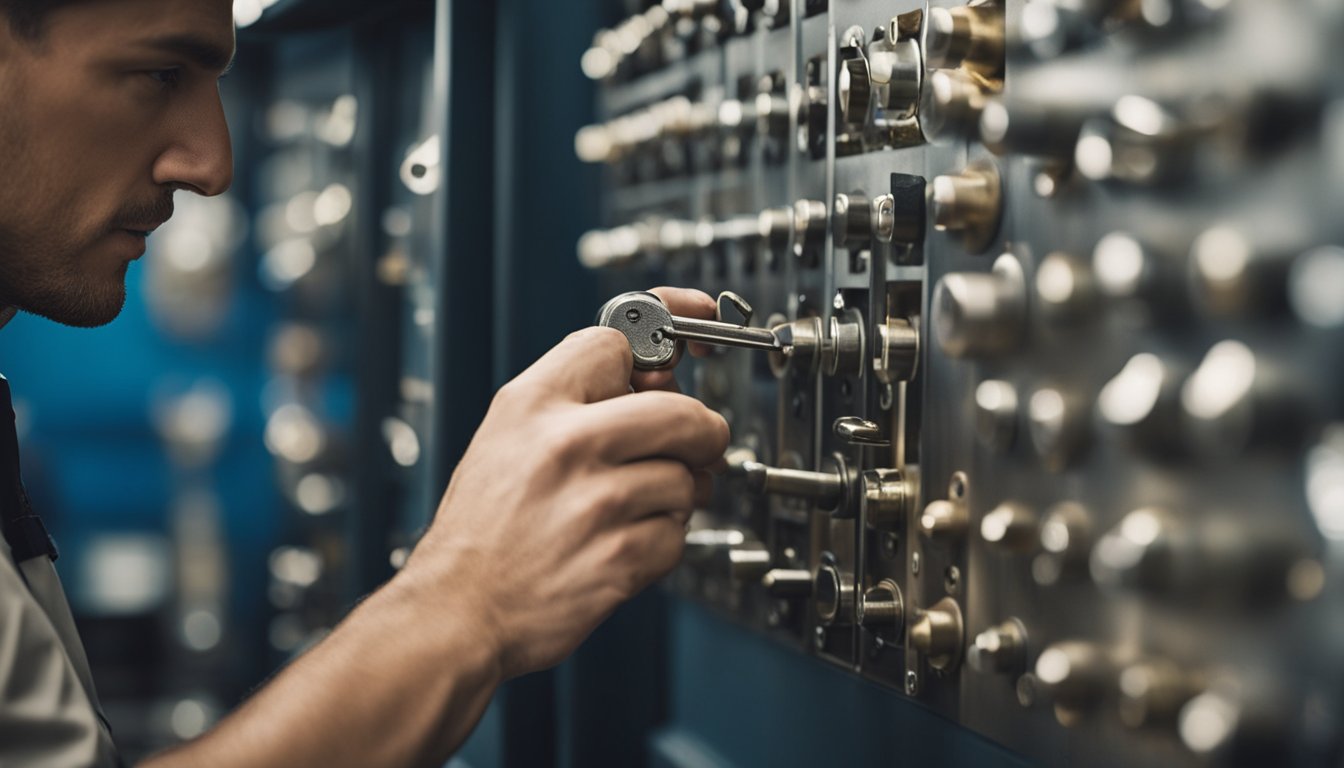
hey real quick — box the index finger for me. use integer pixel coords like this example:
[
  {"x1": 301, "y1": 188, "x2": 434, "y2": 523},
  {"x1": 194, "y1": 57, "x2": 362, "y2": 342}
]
[{"x1": 584, "y1": 390, "x2": 731, "y2": 469}]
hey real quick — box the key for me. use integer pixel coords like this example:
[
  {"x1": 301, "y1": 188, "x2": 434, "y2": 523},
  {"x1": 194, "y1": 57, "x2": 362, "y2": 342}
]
[{"x1": 596, "y1": 290, "x2": 783, "y2": 370}]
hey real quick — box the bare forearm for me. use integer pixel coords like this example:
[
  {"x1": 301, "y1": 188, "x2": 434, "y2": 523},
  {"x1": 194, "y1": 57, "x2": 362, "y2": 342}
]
[{"x1": 142, "y1": 572, "x2": 502, "y2": 768}]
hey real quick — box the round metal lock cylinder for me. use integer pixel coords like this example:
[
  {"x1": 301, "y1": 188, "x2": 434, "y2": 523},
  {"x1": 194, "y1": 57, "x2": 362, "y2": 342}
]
[
  {"x1": 1035, "y1": 502, "x2": 1092, "y2": 586},
  {"x1": 792, "y1": 199, "x2": 828, "y2": 258},
  {"x1": 825, "y1": 310, "x2": 866, "y2": 378},
  {"x1": 1034, "y1": 641, "x2": 1115, "y2": 719},
  {"x1": 833, "y1": 193, "x2": 874, "y2": 250},
  {"x1": 1028, "y1": 386, "x2": 1087, "y2": 471},
  {"x1": 930, "y1": 161, "x2": 1003, "y2": 254},
  {"x1": 757, "y1": 206, "x2": 794, "y2": 250},
  {"x1": 921, "y1": 68, "x2": 992, "y2": 141},
  {"x1": 874, "y1": 317, "x2": 919, "y2": 384},
  {"x1": 980, "y1": 502, "x2": 1037, "y2": 552},
  {"x1": 1035, "y1": 251, "x2": 1095, "y2": 323},
  {"x1": 1189, "y1": 225, "x2": 1293, "y2": 318},
  {"x1": 1118, "y1": 659, "x2": 1201, "y2": 729},
  {"x1": 814, "y1": 564, "x2": 856, "y2": 626},
  {"x1": 1091, "y1": 231, "x2": 1187, "y2": 324},
  {"x1": 768, "y1": 315, "x2": 823, "y2": 378},
  {"x1": 858, "y1": 579, "x2": 904, "y2": 630},
  {"x1": 1098, "y1": 353, "x2": 1185, "y2": 456},
  {"x1": 1179, "y1": 340, "x2": 1297, "y2": 459},
  {"x1": 920, "y1": 499, "x2": 968, "y2": 540},
  {"x1": 923, "y1": 3, "x2": 1005, "y2": 78},
  {"x1": 1089, "y1": 507, "x2": 1175, "y2": 594},
  {"x1": 967, "y1": 619, "x2": 1027, "y2": 674},
  {"x1": 909, "y1": 597, "x2": 964, "y2": 671},
  {"x1": 932, "y1": 253, "x2": 1026, "y2": 358},
  {"x1": 979, "y1": 93, "x2": 1095, "y2": 159},
  {"x1": 861, "y1": 468, "x2": 917, "y2": 530},
  {"x1": 974, "y1": 379, "x2": 1018, "y2": 451}
]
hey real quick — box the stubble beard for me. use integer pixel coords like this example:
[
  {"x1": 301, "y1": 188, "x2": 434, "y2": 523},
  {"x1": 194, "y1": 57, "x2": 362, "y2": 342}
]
[
  {"x1": 0, "y1": 100, "x2": 132, "y2": 328},
  {"x1": 0, "y1": 235, "x2": 130, "y2": 328}
]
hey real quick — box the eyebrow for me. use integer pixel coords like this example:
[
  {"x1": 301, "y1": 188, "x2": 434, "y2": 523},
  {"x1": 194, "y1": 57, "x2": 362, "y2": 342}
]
[{"x1": 140, "y1": 33, "x2": 236, "y2": 74}]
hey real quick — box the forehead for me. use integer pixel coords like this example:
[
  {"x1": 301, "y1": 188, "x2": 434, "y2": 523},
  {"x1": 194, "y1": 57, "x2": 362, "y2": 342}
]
[{"x1": 45, "y1": 0, "x2": 235, "y2": 62}]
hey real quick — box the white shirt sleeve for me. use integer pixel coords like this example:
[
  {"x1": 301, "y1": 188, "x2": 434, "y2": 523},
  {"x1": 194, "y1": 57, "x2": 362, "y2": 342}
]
[{"x1": 0, "y1": 544, "x2": 109, "y2": 768}]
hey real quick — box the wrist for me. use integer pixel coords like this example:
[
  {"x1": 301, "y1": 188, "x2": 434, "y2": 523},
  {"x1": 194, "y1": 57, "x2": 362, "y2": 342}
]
[{"x1": 375, "y1": 562, "x2": 506, "y2": 687}]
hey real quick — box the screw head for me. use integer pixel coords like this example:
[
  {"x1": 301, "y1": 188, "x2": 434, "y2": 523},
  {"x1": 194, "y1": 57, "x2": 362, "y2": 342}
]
[
  {"x1": 911, "y1": 551, "x2": 922, "y2": 575},
  {"x1": 813, "y1": 625, "x2": 827, "y2": 649},
  {"x1": 1017, "y1": 673, "x2": 1039, "y2": 707},
  {"x1": 881, "y1": 532, "x2": 899, "y2": 558},
  {"x1": 879, "y1": 383, "x2": 895, "y2": 411},
  {"x1": 944, "y1": 565, "x2": 961, "y2": 594},
  {"x1": 905, "y1": 670, "x2": 920, "y2": 695}
]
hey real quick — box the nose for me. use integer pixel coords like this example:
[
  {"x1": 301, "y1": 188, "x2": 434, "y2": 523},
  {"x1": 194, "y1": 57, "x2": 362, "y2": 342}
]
[{"x1": 151, "y1": 86, "x2": 235, "y2": 197}]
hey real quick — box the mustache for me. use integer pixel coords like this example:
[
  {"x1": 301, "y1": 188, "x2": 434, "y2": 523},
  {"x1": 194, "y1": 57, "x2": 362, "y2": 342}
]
[{"x1": 114, "y1": 194, "x2": 176, "y2": 229}]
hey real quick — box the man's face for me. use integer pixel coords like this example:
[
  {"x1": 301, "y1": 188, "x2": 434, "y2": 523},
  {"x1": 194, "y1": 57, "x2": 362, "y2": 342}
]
[{"x1": 0, "y1": 0, "x2": 235, "y2": 327}]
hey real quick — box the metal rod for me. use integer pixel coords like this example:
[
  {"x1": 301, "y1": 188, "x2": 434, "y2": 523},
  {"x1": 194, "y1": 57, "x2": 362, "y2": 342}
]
[{"x1": 664, "y1": 318, "x2": 783, "y2": 351}]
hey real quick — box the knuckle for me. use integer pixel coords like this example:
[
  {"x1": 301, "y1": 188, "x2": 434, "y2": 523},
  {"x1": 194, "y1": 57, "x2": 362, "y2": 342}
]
[
  {"x1": 594, "y1": 480, "x2": 633, "y2": 518},
  {"x1": 491, "y1": 378, "x2": 530, "y2": 408},
  {"x1": 540, "y1": 418, "x2": 589, "y2": 464}
]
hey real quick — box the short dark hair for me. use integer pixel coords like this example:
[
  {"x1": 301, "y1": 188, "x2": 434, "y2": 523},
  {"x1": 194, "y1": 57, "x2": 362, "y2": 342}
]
[{"x1": 0, "y1": 0, "x2": 82, "y2": 39}]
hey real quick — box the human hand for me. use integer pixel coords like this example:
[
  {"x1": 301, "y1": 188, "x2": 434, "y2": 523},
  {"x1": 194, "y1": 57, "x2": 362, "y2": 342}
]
[
  {"x1": 628, "y1": 286, "x2": 716, "y2": 393},
  {"x1": 402, "y1": 317, "x2": 729, "y2": 679}
]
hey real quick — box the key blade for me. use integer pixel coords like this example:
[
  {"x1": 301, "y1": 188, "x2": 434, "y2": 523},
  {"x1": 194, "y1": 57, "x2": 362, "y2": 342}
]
[{"x1": 664, "y1": 317, "x2": 783, "y2": 352}]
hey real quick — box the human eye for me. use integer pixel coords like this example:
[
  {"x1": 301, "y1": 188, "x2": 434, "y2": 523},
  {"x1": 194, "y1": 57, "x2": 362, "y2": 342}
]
[{"x1": 145, "y1": 67, "x2": 183, "y2": 89}]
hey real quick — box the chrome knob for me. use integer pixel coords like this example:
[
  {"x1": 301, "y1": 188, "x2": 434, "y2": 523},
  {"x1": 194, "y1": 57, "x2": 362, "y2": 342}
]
[
  {"x1": 974, "y1": 380, "x2": 1018, "y2": 452},
  {"x1": 1118, "y1": 659, "x2": 1202, "y2": 729},
  {"x1": 874, "y1": 316, "x2": 919, "y2": 383},
  {"x1": 909, "y1": 597, "x2": 964, "y2": 670},
  {"x1": 932, "y1": 253, "x2": 1025, "y2": 358},
  {"x1": 967, "y1": 619, "x2": 1027, "y2": 674},
  {"x1": 920, "y1": 68, "x2": 992, "y2": 141},
  {"x1": 1034, "y1": 251, "x2": 1096, "y2": 323},
  {"x1": 833, "y1": 193, "x2": 874, "y2": 250},
  {"x1": 1035, "y1": 641, "x2": 1115, "y2": 717},
  {"x1": 1028, "y1": 385, "x2": 1088, "y2": 471},
  {"x1": 920, "y1": 500, "x2": 967, "y2": 540},
  {"x1": 979, "y1": 502, "x2": 1037, "y2": 552},
  {"x1": 814, "y1": 563, "x2": 856, "y2": 626},
  {"x1": 923, "y1": 3, "x2": 1004, "y2": 78},
  {"x1": 930, "y1": 161, "x2": 1003, "y2": 254},
  {"x1": 792, "y1": 198, "x2": 828, "y2": 258},
  {"x1": 1098, "y1": 353, "x2": 1185, "y2": 457},
  {"x1": 979, "y1": 97, "x2": 1089, "y2": 158}
]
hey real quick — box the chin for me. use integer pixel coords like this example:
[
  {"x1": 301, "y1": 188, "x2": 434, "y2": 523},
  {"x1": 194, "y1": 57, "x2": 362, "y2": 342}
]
[{"x1": 24, "y1": 280, "x2": 128, "y2": 329}]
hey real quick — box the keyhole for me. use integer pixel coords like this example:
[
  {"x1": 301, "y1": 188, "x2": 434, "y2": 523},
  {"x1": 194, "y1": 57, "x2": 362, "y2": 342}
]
[
  {"x1": 626, "y1": 308, "x2": 642, "y2": 323},
  {"x1": 651, "y1": 330, "x2": 665, "y2": 345}
]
